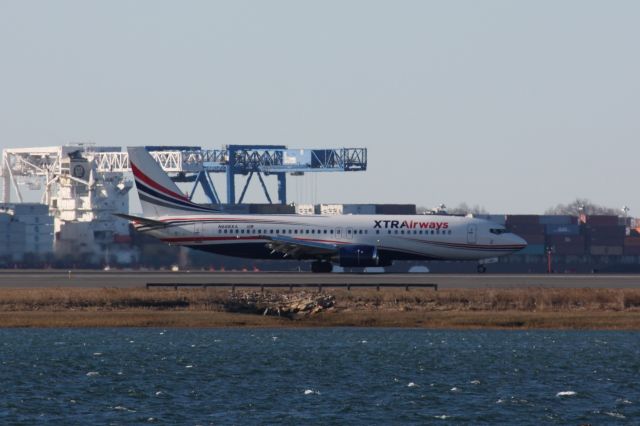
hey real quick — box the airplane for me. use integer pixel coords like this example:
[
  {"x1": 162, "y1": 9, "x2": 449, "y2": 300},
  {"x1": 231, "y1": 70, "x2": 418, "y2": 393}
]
[{"x1": 118, "y1": 147, "x2": 527, "y2": 273}]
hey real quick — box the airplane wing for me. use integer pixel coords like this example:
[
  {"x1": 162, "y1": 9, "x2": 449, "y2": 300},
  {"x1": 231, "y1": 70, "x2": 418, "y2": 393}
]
[{"x1": 264, "y1": 235, "x2": 339, "y2": 259}]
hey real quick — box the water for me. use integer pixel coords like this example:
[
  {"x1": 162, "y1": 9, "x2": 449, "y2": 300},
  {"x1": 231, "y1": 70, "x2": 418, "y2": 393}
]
[{"x1": 1, "y1": 329, "x2": 639, "y2": 424}]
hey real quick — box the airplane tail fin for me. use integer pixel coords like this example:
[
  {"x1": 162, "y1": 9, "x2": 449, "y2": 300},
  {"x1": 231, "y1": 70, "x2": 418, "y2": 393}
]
[{"x1": 128, "y1": 147, "x2": 219, "y2": 217}]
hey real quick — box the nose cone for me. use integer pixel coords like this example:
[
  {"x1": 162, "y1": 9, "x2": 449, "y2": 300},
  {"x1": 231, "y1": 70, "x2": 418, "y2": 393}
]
[{"x1": 509, "y1": 234, "x2": 528, "y2": 251}]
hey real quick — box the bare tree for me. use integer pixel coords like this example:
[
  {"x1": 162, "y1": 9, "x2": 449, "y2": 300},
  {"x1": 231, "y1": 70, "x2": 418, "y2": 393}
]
[
  {"x1": 417, "y1": 203, "x2": 488, "y2": 215},
  {"x1": 545, "y1": 198, "x2": 619, "y2": 216},
  {"x1": 448, "y1": 203, "x2": 488, "y2": 215}
]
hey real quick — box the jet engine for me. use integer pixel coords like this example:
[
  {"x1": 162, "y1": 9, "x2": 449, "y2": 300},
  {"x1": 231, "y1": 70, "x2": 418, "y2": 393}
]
[{"x1": 338, "y1": 245, "x2": 380, "y2": 267}]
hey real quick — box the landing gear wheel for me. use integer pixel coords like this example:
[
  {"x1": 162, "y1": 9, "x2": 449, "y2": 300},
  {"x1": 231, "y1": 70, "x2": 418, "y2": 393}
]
[
  {"x1": 477, "y1": 265, "x2": 487, "y2": 274},
  {"x1": 311, "y1": 261, "x2": 333, "y2": 273}
]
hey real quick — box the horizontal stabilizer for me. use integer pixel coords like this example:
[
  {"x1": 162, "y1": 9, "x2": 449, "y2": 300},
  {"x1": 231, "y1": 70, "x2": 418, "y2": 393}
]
[{"x1": 114, "y1": 213, "x2": 167, "y2": 227}]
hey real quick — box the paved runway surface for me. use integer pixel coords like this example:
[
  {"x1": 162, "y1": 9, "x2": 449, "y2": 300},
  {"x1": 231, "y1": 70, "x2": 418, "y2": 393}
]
[{"x1": 0, "y1": 270, "x2": 640, "y2": 289}]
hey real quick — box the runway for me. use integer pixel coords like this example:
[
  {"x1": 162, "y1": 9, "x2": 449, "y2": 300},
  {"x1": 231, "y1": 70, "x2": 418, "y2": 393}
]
[{"x1": 0, "y1": 270, "x2": 639, "y2": 289}]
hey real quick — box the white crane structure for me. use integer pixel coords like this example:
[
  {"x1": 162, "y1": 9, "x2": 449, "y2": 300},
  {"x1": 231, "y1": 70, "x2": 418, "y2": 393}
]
[{"x1": 0, "y1": 143, "x2": 212, "y2": 261}]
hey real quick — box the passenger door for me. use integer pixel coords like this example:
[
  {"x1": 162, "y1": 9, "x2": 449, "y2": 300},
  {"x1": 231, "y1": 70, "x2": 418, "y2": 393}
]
[
  {"x1": 467, "y1": 224, "x2": 477, "y2": 244},
  {"x1": 193, "y1": 222, "x2": 203, "y2": 242}
]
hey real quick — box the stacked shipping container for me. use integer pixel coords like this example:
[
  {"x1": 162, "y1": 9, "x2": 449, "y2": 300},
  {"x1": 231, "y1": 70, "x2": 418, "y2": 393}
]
[
  {"x1": 501, "y1": 214, "x2": 637, "y2": 259},
  {"x1": 0, "y1": 204, "x2": 54, "y2": 262},
  {"x1": 582, "y1": 216, "x2": 626, "y2": 256},
  {"x1": 505, "y1": 215, "x2": 545, "y2": 254}
]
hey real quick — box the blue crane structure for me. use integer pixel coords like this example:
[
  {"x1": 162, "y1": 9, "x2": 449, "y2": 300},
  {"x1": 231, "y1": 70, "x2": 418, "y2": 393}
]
[{"x1": 160, "y1": 145, "x2": 367, "y2": 205}]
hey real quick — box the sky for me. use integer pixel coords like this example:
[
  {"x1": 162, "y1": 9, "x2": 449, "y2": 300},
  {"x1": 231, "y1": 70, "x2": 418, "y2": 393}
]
[{"x1": 1, "y1": 1, "x2": 639, "y2": 214}]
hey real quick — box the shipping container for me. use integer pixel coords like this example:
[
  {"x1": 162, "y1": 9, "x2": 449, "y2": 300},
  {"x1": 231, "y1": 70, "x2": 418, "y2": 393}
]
[
  {"x1": 8, "y1": 222, "x2": 26, "y2": 233},
  {"x1": 517, "y1": 244, "x2": 545, "y2": 255},
  {"x1": 588, "y1": 236, "x2": 626, "y2": 247},
  {"x1": 623, "y1": 246, "x2": 640, "y2": 256},
  {"x1": 375, "y1": 204, "x2": 416, "y2": 215},
  {"x1": 585, "y1": 225, "x2": 626, "y2": 246},
  {"x1": 548, "y1": 234, "x2": 584, "y2": 244},
  {"x1": 585, "y1": 225, "x2": 626, "y2": 237},
  {"x1": 318, "y1": 204, "x2": 343, "y2": 215},
  {"x1": 589, "y1": 245, "x2": 624, "y2": 256},
  {"x1": 249, "y1": 204, "x2": 295, "y2": 215},
  {"x1": 553, "y1": 243, "x2": 586, "y2": 256},
  {"x1": 12, "y1": 203, "x2": 49, "y2": 215},
  {"x1": 506, "y1": 223, "x2": 545, "y2": 235},
  {"x1": 520, "y1": 234, "x2": 545, "y2": 245},
  {"x1": 545, "y1": 224, "x2": 580, "y2": 235},
  {"x1": 624, "y1": 237, "x2": 640, "y2": 247},
  {"x1": 343, "y1": 204, "x2": 376, "y2": 215},
  {"x1": 547, "y1": 235, "x2": 586, "y2": 245},
  {"x1": 295, "y1": 204, "x2": 315, "y2": 215},
  {"x1": 539, "y1": 215, "x2": 577, "y2": 225},
  {"x1": 474, "y1": 214, "x2": 507, "y2": 225},
  {"x1": 584, "y1": 215, "x2": 619, "y2": 226},
  {"x1": 506, "y1": 215, "x2": 540, "y2": 225}
]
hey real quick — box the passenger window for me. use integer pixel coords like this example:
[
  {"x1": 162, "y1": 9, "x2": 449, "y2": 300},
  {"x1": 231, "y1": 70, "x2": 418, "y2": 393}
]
[
  {"x1": 324, "y1": 230, "x2": 327, "y2": 234},
  {"x1": 330, "y1": 230, "x2": 334, "y2": 234},
  {"x1": 270, "y1": 230, "x2": 274, "y2": 234},
  {"x1": 394, "y1": 230, "x2": 398, "y2": 234},
  {"x1": 305, "y1": 230, "x2": 309, "y2": 234},
  {"x1": 376, "y1": 230, "x2": 380, "y2": 234}
]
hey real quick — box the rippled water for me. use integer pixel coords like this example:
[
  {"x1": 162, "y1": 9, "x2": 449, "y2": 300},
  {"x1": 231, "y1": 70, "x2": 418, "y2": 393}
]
[{"x1": 1, "y1": 328, "x2": 639, "y2": 424}]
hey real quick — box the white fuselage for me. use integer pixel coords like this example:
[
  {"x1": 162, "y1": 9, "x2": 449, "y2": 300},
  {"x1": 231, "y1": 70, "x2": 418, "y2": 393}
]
[{"x1": 137, "y1": 213, "x2": 527, "y2": 262}]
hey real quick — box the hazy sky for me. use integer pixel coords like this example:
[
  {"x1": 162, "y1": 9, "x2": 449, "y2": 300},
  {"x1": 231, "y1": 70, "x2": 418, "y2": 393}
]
[{"x1": 1, "y1": 1, "x2": 639, "y2": 214}]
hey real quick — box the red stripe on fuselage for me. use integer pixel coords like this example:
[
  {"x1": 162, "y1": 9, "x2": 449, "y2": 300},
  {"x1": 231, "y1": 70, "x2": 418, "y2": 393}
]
[{"x1": 160, "y1": 236, "x2": 345, "y2": 245}]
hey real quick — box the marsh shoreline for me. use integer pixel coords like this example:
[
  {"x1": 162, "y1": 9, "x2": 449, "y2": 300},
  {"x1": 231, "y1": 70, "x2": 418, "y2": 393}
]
[{"x1": 2, "y1": 287, "x2": 640, "y2": 329}]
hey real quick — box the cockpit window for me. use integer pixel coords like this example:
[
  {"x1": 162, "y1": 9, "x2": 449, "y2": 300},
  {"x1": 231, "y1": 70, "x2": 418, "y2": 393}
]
[{"x1": 490, "y1": 228, "x2": 507, "y2": 235}]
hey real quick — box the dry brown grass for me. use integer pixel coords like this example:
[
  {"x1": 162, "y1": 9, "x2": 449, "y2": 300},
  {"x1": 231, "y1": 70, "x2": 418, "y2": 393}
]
[
  {"x1": 330, "y1": 287, "x2": 640, "y2": 312},
  {"x1": 3, "y1": 287, "x2": 640, "y2": 329},
  {"x1": 0, "y1": 288, "x2": 230, "y2": 311}
]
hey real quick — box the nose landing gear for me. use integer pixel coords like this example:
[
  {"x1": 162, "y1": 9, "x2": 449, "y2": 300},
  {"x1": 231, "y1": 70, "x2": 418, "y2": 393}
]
[{"x1": 311, "y1": 261, "x2": 333, "y2": 273}]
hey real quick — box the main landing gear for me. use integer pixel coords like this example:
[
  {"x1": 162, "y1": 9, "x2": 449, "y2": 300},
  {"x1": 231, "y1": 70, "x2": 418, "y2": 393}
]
[
  {"x1": 311, "y1": 261, "x2": 333, "y2": 273},
  {"x1": 477, "y1": 264, "x2": 487, "y2": 274}
]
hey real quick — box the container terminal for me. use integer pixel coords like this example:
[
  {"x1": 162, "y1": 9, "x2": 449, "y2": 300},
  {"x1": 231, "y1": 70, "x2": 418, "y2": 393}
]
[{"x1": 1, "y1": 143, "x2": 639, "y2": 273}]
